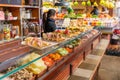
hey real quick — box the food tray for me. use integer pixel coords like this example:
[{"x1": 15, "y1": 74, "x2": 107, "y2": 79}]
[
  {"x1": 42, "y1": 37, "x2": 70, "y2": 44},
  {"x1": 22, "y1": 41, "x2": 58, "y2": 53}
]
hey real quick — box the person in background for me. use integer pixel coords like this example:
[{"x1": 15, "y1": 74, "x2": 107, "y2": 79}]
[
  {"x1": 90, "y1": 6, "x2": 99, "y2": 15},
  {"x1": 43, "y1": 9, "x2": 56, "y2": 33},
  {"x1": 61, "y1": 7, "x2": 68, "y2": 14},
  {"x1": 101, "y1": 6, "x2": 109, "y2": 14}
]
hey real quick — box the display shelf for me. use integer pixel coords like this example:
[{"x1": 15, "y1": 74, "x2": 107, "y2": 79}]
[
  {"x1": 0, "y1": 30, "x2": 91, "y2": 79},
  {"x1": 0, "y1": 4, "x2": 22, "y2": 7},
  {"x1": 39, "y1": 49, "x2": 79, "y2": 80},
  {"x1": 0, "y1": 0, "x2": 41, "y2": 45},
  {"x1": 22, "y1": 17, "x2": 39, "y2": 20},
  {"x1": 22, "y1": 5, "x2": 39, "y2": 8},
  {"x1": 72, "y1": 8, "x2": 84, "y2": 10},
  {"x1": 0, "y1": 30, "x2": 101, "y2": 80},
  {"x1": 0, "y1": 19, "x2": 20, "y2": 21},
  {"x1": 39, "y1": 32, "x2": 101, "y2": 80},
  {"x1": 0, "y1": 50, "x2": 33, "y2": 71},
  {"x1": 0, "y1": 4, "x2": 40, "y2": 8}
]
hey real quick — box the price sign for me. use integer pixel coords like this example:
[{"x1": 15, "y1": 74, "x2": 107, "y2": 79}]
[{"x1": 62, "y1": 18, "x2": 70, "y2": 27}]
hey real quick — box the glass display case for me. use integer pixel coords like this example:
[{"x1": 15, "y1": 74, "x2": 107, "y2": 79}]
[
  {"x1": 0, "y1": 1, "x2": 102, "y2": 80},
  {"x1": 0, "y1": 29, "x2": 101, "y2": 80}
]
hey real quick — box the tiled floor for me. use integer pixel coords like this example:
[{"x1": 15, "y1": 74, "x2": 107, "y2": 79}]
[
  {"x1": 85, "y1": 58, "x2": 98, "y2": 65},
  {"x1": 73, "y1": 68, "x2": 93, "y2": 78},
  {"x1": 86, "y1": 54, "x2": 101, "y2": 60},
  {"x1": 98, "y1": 55, "x2": 120, "y2": 80},
  {"x1": 68, "y1": 75, "x2": 88, "y2": 80},
  {"x1": 78, "y1": 62, "x2": 96, "y2": 70}
]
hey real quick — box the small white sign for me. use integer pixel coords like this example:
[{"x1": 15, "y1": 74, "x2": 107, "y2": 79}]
[{"x1": 62, "y1": 18, "x2": 70, "y2": 27}]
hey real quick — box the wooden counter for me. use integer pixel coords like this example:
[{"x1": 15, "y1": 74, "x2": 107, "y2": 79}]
[
  {"x1": 37, "y1": 32, "x2": 101, "y2": 80},
  {"x1": 0, "y1": 39, "x2": 30, "y2": 62}
]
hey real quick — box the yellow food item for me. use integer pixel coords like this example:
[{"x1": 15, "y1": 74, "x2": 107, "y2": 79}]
[{"x1": 20, "y1": 53, "x2": 47, "y2": 74}]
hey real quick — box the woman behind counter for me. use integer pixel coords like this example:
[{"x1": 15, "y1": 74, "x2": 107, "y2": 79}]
[
  {"x1": 43, "y1": 9, "x2": 56, "y2": 33},
  {"x1": 90, "y1": 6, "x2": 99, "y2": 15}
]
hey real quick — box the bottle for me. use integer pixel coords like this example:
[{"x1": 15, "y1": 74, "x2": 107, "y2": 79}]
[
  {"x1": 3, "y1": 24, "x2": 11, "y2": 40},
  {"x1": 26, "y1": 10, "x2": 31, "y2": 19}
]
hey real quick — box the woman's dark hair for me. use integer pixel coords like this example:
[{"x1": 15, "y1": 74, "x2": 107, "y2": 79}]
[
  {"x1": 43, "y1": 9, "x2": 56, "y2": 32},
  {"x1": 47, "y1": 9, "x2": 56, "y2": 18},
  {"x1": 94, "y1": 6, "x2": 98, "y2": 9},
  {"x1": 43, "y1": 9, "x2": 56, "y2": 22}
]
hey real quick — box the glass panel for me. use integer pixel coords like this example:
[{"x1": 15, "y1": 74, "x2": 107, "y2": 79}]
[{"x1": 0, "y1": 30, "x2": 92, "y2": 79}]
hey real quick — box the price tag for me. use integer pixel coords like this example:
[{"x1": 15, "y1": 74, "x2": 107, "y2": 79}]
[{"x1": 62, "y1": 18, "x2": 70, "y2": 27}]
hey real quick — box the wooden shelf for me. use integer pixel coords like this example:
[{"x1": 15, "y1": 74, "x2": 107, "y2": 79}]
[
  {"x1": 73, "y1": 8, "x2": 85, "y2": 10},
  {"x1": 22, "y1": 5, "x2": 39, "y2": 8},
  {"x1": 0, "y1": 19, "x2": 20, "y2": 21},
  {"x1": 77, "y1": 0, "x2": 88, "y2": 1},
  {"x1": 0, "y1": 4, "x2": 39, "y2": 8},
  {"x1": 22, "y1": 17, "x2": 39, "y2": 20},
  {"x1": 0, "y1": 4, "x2": 22, "y2": 7}
]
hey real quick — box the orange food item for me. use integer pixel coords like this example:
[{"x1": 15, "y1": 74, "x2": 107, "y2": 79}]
[
  {"x1": 86, "y1": 13, "x2": 91, "y2": 18},
  {"x1": 48, "y1": 53, "x2": 62, "y2": 61},
  {"x1": 42, "y1": 56, "x2": 54, "y2": 67},
  {"x1": 91, "y1": 21, "x2": 95, "y2": 26},
  {"x1": 65, "y1": 48, "x2": 73, "y2": 53}
]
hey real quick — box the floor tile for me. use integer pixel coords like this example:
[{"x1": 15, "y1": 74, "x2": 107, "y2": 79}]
[
  {"x1": 86, "y1": 54, "x2": 101, "y2": 60},
  {"x1": 68, "y1": 75, "x2": 89, "y2": 80},
  {"x1": 78, "y1": 62, "x2": 96, "y2": 70},
  {"x1": 98, "y1": 69, "x2": 118, "y2": 80},
  {"x1": 91, "y1": 49, "x2": 104, "y2": 56},
  {"x1": 100, "y1": 55, "x2": 120, "y2": 72},
  {"x1": 98, "y1": 55, "x2": 120, "y2": 80},
  {"x1": 73, "y1": 68, "x2": 93, "y2": 78},
  {"x1": 85, "y1": 58, "x2": 98, "y2": 65},
  {"x1": 95, "y1": 39, "x2": 109, "y2": 50}
]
